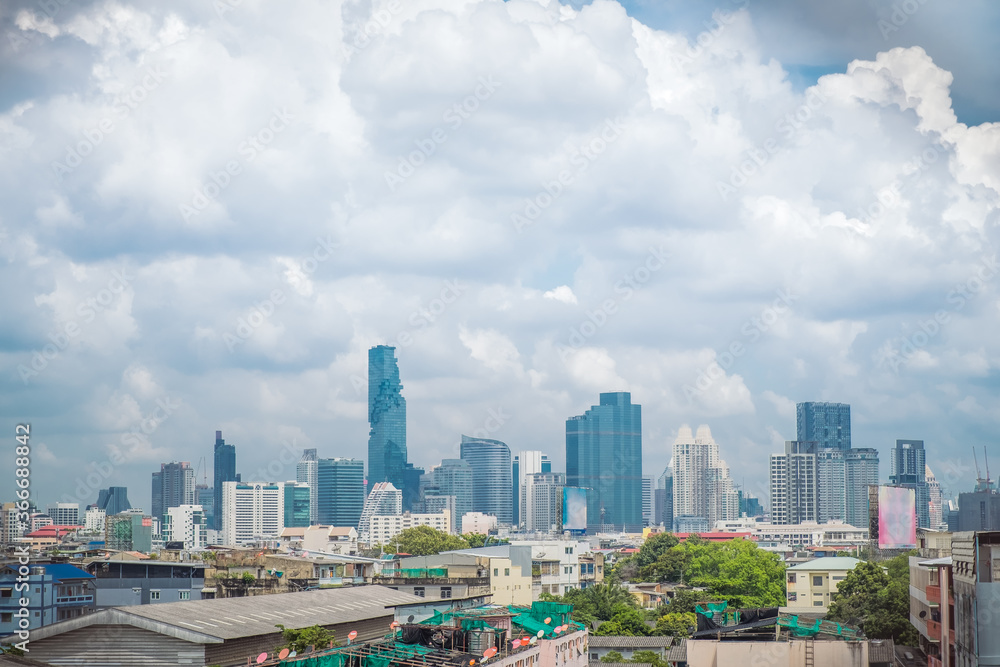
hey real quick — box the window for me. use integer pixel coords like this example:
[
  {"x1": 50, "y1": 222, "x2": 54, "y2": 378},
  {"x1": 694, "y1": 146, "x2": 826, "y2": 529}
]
[
  {"x1": 787, "y1": 592, "x2": 796, "y2": 602},
  {"x1": 494, "y1": 568, "x2": 499, "y2": 576},
  {"x1": 813, "y1": 601, "x2": 823, "y2": 607},
  {"x1": 505, "y1": 568, "x2": 510, "y2": 576},
  {"x1": 1, "y1": 613, "x2": 11, "y2": 623},
  {"x1": 178, "y1": 591, "x2": 190, "y2": 600},
  {"x1": 0, "y1": 589, "x2": 11, "y2": 598},
  {"x1": 787, "y1": 574, "x2": 795, "y2": 584},
  {"x1": 590, "y1": 654, "x2": 598, "y2": 661},
  {"x1": 813, "y1": 576, "x2": 823, "y2": 587},
  {"x1": 413, "y1": 587, "x2": 425, "y2": 598},
  {"x1": 832, "y1": 576, "x2": 844, "y2": 581},
  {"x1": 150, "y1": 590, "x2": 161, "y2": 601},
  {"x1": 440, "y1": 587, "x2": 452, "y2": 599}
]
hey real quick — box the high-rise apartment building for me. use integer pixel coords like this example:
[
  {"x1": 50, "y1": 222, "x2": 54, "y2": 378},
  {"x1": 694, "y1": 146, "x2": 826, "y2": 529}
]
[
  {"x1": 889, "y1": 439, "x2": 930, "y2": 528},
  {"x1": 45, "y1": 503, "x2": 80, "y2": 526},
  {"x1": 96, "y1": 487, "x2": 131, "y2": 516},
  {"x1": 926, "y1": 465, "x2": 944, "y2": 530},
  {"x1": 770, "y1": 441, "x2": 818, "y2": 524},
  {"x1": 642, "y1": 476, "x2": 654, "y2": 527},
  {"x1": 671, "y1": 425, "x2": 738, "y2": 530},
  {"x1": 368, "y1": 346, "x2": 407, "y2": 492},
  {"x1": 0, "y1": 503, "x2": 25, "y2": 545},
  {"x1": 816, "y1": 449, "x2": 846, "y2": 523},
  {"x1": 213, "y1": 430, "x2": 237, "y2": 530},
  {"x1": 152, "y1": 462, "x2": 195, "y2": 523},
  {"x1": 460, "y1": 435, "x2": 513, "y2": 526},
  {"x1": 566, "y1": 392, "x2": 643, "y2": 532},
  {"x1": 521, "y1": 472, "x2": 565, "y2": 533},
  {"x1": 163, "y1": 504, "x2": 207, "y2": 549},
  {"x1": 796, "y1": 402, "x2": 851, "y2": 450},
  {"x1": 515, "y1": 451, "x2": 546, "y2": 528},
  {"x1": 296, "y1": 448, "x2": 319, "y2": 525},
  {"x1": 317, "y1": 457, "x2": 365, "y2": 527},
  {"x1": 283, "y1": 481, "x2": 311, "y2": 529},
  {"x1": 84, "y1": 507, "x2": 106, "y2": 533},
  {"x1": 220, "y1": 482, "x2": 285, "y2": 546},
  {"x1": 845, "y1": 448, "x2": 879, "y2": 529},
  {"x1": 358, "y1": 482, "x2": 403, "y2": 542}
]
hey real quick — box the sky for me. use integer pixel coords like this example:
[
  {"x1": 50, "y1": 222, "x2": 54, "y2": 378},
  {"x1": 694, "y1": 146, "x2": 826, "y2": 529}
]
[{"x1": 2, "y1": 0, "x2": 999, "y2": 517}]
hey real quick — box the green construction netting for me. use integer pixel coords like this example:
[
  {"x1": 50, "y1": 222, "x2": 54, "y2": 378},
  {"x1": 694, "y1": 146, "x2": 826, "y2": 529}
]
[
  {"x1": 778, "y1": 615, "x2": 822, "y2": 637},
  {"x1": 510, "y1": 611, "x2": 555, "y2": 638},
  {"x1": 420, "y1": 611, "x2": 455, "y2": 625},
  {"x1": 530, "y1": 601, "x2": 572, "y2": 625},
  {"x1": 280, "y1": 655, "x2": 345, "y2": 667},
  {"x1": 461, "y1": 619, "x2": 499, "y2": 632},
  {"x1": 280, "y1": 644, "x2": 436, "y2": 667},
  {"x1": 694, "y1": 602, "x2": 727, "y2": 618},
  {"x1": 363, "y1": 657, "x2": 390, "y2": 667},
  {"x1": 392, "y1": 568, "x2": 449, "y2": 578}
]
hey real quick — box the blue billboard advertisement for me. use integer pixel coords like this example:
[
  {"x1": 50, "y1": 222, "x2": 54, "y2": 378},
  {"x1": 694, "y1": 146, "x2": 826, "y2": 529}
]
[{"x1": 563, "y1": 487, "x2": 587, "y2": 533}]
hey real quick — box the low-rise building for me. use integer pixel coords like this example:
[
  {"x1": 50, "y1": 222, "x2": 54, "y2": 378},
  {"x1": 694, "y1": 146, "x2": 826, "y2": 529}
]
[
  {"x1": 578, "y1": 552, "x2": 604, "y2": 588},
  {"x1": 0, "y1": 563, "x2": 95, "y2": 635},
  {"x1": 953, "y1": 530, "x2": 1000, "y2": 666},
  {"x1": 83, "y1": 555, "x2": 207, "y2": 607},
  {"x1": 369, "y1": 511, "x2": 452, "y2": 546},
  {"x1": 784, "y1": 556, "x2": 861, "y2": 614},
  {"x1": 588, "y1": 636, "x2": 673, "y2": 662},
  {"x1": 277, "y1": 525, "x2": 359, "y2": 555},
  {"x1": 380, "y1": 552, "x2": 492, "y2": 602},
  {"x1": 462, "y1": 512, "x2": 499, "y2": 535}
]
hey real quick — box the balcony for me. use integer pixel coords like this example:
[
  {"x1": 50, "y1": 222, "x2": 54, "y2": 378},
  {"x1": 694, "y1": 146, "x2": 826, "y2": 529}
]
[
  {"x1": 926, "y1": 620, "x2": 956, "y2": 645},
  {"x1": 55, "y1": 595, "x2": 94, "y2": 605},
  {"x1": 926, "y1": 585, "x2": 940, "y2": 604}
]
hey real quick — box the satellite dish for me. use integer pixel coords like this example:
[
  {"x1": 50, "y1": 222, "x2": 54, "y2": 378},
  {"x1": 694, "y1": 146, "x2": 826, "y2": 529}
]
[
  {"x1": 919, "y1": 611, "x2": 927, "y2": 619},
  {"x1": 530, "y1": 636, "x2": 538, "y2": 645},
  {"x1": 279, "y1": 648, "x2": 290, "y2": 659},
  {"x1": 544, "y1": 617, "x2": 551, "y2": 624},
  {"x1": 256, "y1": 653, "x2": 268, "y2": 664},
  {"x1": 537, "y1": 630, "x2": 544, "y2": 638},
  {"x1": 348, "y1": 630, "x2": 358, "y2": 640},
  {"x1": 408, "y1": 615, "x2": 415, "y2": 623},
  {"x1": 483, "y1": 647, "x2": 497, "y2": 659},
  {"x1": 512, "y1": 639, "x2": 521, "y2": 648},
  {"x1": 289, "y1": 651, "x2": 297, "y2": 658}
]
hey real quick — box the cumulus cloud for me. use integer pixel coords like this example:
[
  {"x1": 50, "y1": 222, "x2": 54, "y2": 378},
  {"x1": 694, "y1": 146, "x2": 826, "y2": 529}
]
[{"x1": 1, "y1": 0, "x2": 999, "y2": 508}]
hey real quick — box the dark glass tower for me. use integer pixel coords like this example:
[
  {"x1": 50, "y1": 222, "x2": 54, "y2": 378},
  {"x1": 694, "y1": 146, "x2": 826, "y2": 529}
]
[
  {"x1": 796, "y1": 402, "x2": 851, "y2": 450},
  {"x1": 213, "y1": 430, "x2": 237, "y2": 530},
  {"x1": 460, "y1": 436, "x2": 512, "y2": 525},
  {"x1": 890, "y1": 439, "x2": 929, "y2": 528},
  {"x1": 317, "y1": 458, "x2": 365, "y2": 527},
  {"x1": 566, "y1": 391, "x2": 643, "y2": 532},
  {"x1": 97, "y1": 487, "x2": 131, "y2": 516},
  {"x1": 368, "y1": 346, "x2": 407, "y2": 490}
]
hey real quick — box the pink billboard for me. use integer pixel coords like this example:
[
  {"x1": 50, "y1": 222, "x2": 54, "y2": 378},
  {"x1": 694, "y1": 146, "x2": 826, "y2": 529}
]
[{"x1": 878, "y1": 486, "x2": 916, "y2": 549}]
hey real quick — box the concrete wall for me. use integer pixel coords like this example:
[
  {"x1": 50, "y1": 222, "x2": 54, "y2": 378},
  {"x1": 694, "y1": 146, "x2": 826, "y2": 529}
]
[
  {"x1": 687, "y1": 640, "x2": 868, "y2": 667},
  {"x1": 538, "y1": 629, "x2": 588, "y2": 667}
]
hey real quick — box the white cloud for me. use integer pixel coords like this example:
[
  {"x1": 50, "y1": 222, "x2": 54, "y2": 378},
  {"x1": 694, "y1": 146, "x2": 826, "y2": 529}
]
[{"x1": 543, "y1": 285, "x2": 577, "y2": 304}]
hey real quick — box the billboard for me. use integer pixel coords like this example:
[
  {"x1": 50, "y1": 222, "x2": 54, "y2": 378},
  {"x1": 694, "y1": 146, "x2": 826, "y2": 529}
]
[
  {"x1": 878, "y1": 486, "x2": 917, "y2": 549},
  {"x1": 563, "y1": 487, "x2": 587, "y2": 533}
]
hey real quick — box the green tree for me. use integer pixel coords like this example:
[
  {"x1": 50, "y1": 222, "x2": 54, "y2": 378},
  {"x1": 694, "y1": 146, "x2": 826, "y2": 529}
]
[
  {"x1": 383, "y1": 526, "x2": 470, "y2": 556},
  {"x1": 241, "y1": 572, "x2": 256, "y2": 584},
  {"x1": 653, "y1": 612, "x2": 696, "y2": 638},
  {"x1": 630, "y1": 650, "x2": 669, "y2": 667},
  {"x1": 593, "y1": 605, "x2": 650, "y2": 636},
  {"x1": 599, "y1": 651, "x2": 625, "y2": 663},
  {"x1": 827, "y1": 558, "x2": 918, "y2": 645},
  {"x1": 636, "y1": 533, "x2": 680, "y2": 568},
  {"x1": 663, "y1": 589, "x2": 701, "y2": 614},
  {"x1": 275, "y1": 625, "x2": 339, "y2": 653}
]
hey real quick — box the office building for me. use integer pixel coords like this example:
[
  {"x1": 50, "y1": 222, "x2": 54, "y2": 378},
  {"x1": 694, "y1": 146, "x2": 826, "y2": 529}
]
[
  {"x1": 957, "y1": 491, "x2": 1000, "y2": 531},
  {"x1": 889, "y1": 439, "x2": 930, "y2": 528},
  {"x1": 672, "y1": 425, "x2": 738, "y2": 531},
  {"x1": 926, "y1": 465, "x2": 944, "y2": 530},
  {"x1": 401, "y1": 462, "x2": 424, "y2": 512},
  {"x1": 151, "y1": 462, "x2": 195, "y2": 523},
  {"x1": 195, "y1": 484, "x2": 214, "y2": 530},
  {"x1": 422, "y1": 458, "x2": 474, "y2": 522},
  {"x1": 657, "y1": 465, "x2": 673, "y2": 529},
  {"x1": 368, "y1": 510, "x2": 452, "y2": 546},
  {"x1": 46, "y1": 503, "x2": 80, "y2": 526},
  {"x1": 283, "y1": 481, "x2": 311, "y2": 529},
  {"x1": 770, "y1": 441, "x2": 818, "y2": 525},
  {"x1": 212, "y1": 430, "x2": 237, "y2": 531},
  {"x1": 460, "y1": 435, "x2": 513, "y2": 526},
  {"x1": 105, "y1": 511, "x2": 153, "y2": 552},
  {"x1": 816, "y1": 449, "x2": 846, "y2": 523},
  {"x1": 317, "y1": 457, "x2": 365, "y2": 528},
  {"x1": 96, "y1": 486, "x2": 131, "y2": 516},
  {"x1": 162, "y1": 504, "x2": 208, "y2": 549},
  {"x1": 358, "y1": 482, "x2": 403, "y2": 542},
  {"x1": 1, "y1": 502, "x2": 25, "y2": 545},
  {"x1": 566, "y1": 391, "x2": 643, "y2": 532},
  {"x1": 521, "y1": 472, "x2": 565, "y2": 533},
  {"x1": 513, "y1": 451, "x2": 550, "y2": 527},
  {"x1": 296, "y1": 448, "x2": 319, "y2": 525},
  {"x1": 220, "y1": 481, "x2": 294, "y2": 545},
  {"x1": 368, "y1": 345, "x2": 408, "y2": 491},
  {"x1": 424, "y1": 495, "x2": 457, "y2": 532},
  {"x1": 845, "y1": 448, "x2": 879, "y2": 529},
  {"x1": 738, "y1": 490, "x2": 763, "y2": 518},
  {"x1": 796, "y1": 402, "x2": 851, "y2": 450},
  {"x1": 641, "y1": 476, "x2": 654, "y2": 527}
]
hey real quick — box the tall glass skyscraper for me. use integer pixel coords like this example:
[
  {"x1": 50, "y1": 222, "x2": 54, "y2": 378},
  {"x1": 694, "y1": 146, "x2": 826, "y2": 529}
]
[
  {"x1": 368, "y1": 346, "x2": 407, "y2": 490},
  {"x1": 317, "y1": 457, "x2": 365, "y2": 527},
  {"x1": 297, "y1": 448, "x2": 319, "y2": 525},
  {"x1": 890, "y1": 439, "x2": 929, "y2": 528},
  {"x1": 566, "y1": 391, "x2": 643, "y2": 532},
  {"x1": 424, "y1": 458, "x2": 474, "y2": 521},
  {"x1": 152, "y1": 461, "x2": 195, "y2": 523},
  {"x1": 796, "y1": 402, "x2": 851, "y2": 450},
  {"x1": 213, "y1": 430, "x2": 237, "y2": 530},
  {"x1": 96, "y1": 487, "x2": 131, "y2": 516},
  {"x1": 459, "y1": 435, "x2": 513, "y2": 525},
  {"x1": 845, "y1": 448, "x2": 879, "y2": 528}
]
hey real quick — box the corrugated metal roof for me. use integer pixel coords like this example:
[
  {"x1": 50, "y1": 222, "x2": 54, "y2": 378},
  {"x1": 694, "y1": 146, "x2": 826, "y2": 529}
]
[
  {"x1": 666, "y1": 638, "x2": 686, "y2": 661},
  {"x1": 588, "y1": 636, "x2": 673, "y2": 648},
  {"x1": 868, "y1": 638, "x2": 895, "y2": 663},
  {"x1": 42, "y1": 563, "x2": 94, "y2": 581},
  {"x1": 786, "y1": 557, "x2": 861, "y2": 571},
  {"x1": 15, "y1": 585, "x2": 423, "y2": 644}
]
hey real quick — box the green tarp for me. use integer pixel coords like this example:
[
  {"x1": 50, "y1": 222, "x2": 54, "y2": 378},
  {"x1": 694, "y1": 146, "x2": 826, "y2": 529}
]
[{"x1": 695, "y1": 602, "x2": 728, "y2": 618}]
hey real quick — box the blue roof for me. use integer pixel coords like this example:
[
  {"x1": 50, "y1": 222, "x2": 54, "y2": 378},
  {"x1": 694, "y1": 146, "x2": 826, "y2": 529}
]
[{"x1": 43, "y1": 563, "x2": 94, "y2": 581}]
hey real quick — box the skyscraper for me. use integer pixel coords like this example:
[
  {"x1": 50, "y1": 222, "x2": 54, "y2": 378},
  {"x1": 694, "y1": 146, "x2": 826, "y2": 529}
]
[
  {"x1": 926, "y1": 465, "x2": 944, "y2": 530},
  {"x1": 671, "y1": 425, "x2": 738, "y2": 530},
  {"x1": 401, "y1": 463, "x2": 425, "y2": 512},
  {"x1": 196, "y1": 484, "x2": 214, "y2": 530},
  {"x1": 566, "y1": 392, "x2": 643, "y2": 532},
  {"x1": 769, "y1": 441, "x2": 818, "y2": 525},
  {"x1": 45, "y1": 503, "x2": 79, "y2": 526},
  {"x1": 641, "y1": 476, "x2": 654, "y2": 527},
  {"x1": 368, "y1": 346, "x2": 407, "y2": 491},
  {"x1": 96, "y1": 487, "x2": 131, "y2": 516},
  {"x1": 521, "y1": 472, "x2": 565, "y2": 533},
  {"x1": 213, "y1": 430, "x2": 237, "y2": 530},
  {"x1": 423, "y1": 459, "x2": 474, "y2": 522},
  {"x1": 816, "y1": 449, "x2": 847, "y2": 523},
  {"x1": 152, "y1": 462, "x2": 195, "y2": 523},
  {"x1": 317, "y1": 457, "x2": 365, "y2": 527},
  {"x1": 515, "y1": 451, "x2": 544, "y2": 528},
  {"x1": 796, "y1": 402, "x2": 851, "y2": 450},
  {"x1": 845, "y1": 448, "x2": 879, "y2": 528},
  {"x1": 297, "y1": 448, "x2": 319, "y2": 525},
  {"x1": 656, "y1": 465, "x2": 674, "y2": 529},
  {"x1": 460, "y1": 435, "x2": 513, "y2": 525},
  {"x1": 358, "y1": 482, "x2": 403, "y2": 542},
  {"x1": 889, "y1": 439, "x2": 930, "y2": 528}
]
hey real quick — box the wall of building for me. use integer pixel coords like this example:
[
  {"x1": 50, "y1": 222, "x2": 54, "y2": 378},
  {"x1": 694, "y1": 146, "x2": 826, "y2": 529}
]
[
  {"x1": 488, "y1": 557, "x2": 532, "y2": 606},
  {"x1": 687, "y1": 639, "x2": 868, "y2": 666},
  {"x1": 24, "y1": 625, "x2": 207, "y2": 667},
  {"x1": 538, "y1": 629, "x2": 588, "y2": 667}
]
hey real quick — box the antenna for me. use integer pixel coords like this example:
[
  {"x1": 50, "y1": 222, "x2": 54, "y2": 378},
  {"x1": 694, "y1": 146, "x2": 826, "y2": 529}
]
[{"x1": 974, "y1": 447, "x2": 983, "y2": 488}]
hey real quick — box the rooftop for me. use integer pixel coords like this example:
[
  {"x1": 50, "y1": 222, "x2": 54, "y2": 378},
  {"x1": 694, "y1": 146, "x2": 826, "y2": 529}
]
[
  {"x1": 787, "y1": 557, "x2": 862, "y2": 571},
  {"x1": 588, "y1": 636, "x2": 673, "y2": 648}
]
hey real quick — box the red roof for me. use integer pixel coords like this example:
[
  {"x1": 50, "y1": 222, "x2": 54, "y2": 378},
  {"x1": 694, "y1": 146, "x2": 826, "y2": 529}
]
[
  {"x1": 26, "y1": 525, "x2": 82, "y2": 538},
  {"x1": 673, "y1": 532, "x2": 753, "y2": 542}
]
